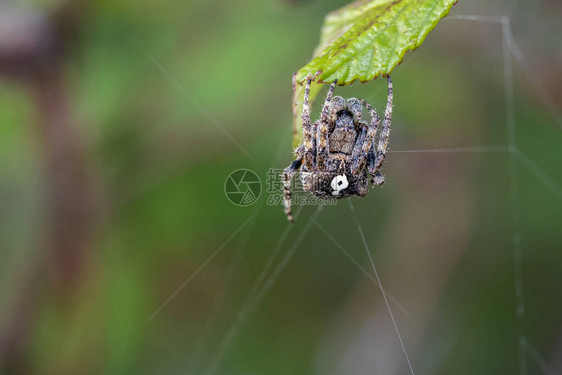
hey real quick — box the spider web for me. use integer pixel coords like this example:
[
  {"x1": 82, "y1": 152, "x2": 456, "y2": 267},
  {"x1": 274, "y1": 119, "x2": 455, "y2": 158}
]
[
  {"x1": 201, "y1": 14, "x2": 560, "y2": 375},
  {"x1": 148, "y1": 11, "x2": 562, "y2": 375}
]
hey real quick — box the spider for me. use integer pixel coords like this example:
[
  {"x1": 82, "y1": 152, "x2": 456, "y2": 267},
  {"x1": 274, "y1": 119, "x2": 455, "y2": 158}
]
[{"x1": 283, "y1": 74, "x2": 393, "y2": 221}]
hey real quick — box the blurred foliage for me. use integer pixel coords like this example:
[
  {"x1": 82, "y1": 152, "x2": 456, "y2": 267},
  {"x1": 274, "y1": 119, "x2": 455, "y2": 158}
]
[{"x1": 0, "y1": 0, "x2": 561, "y2": 375}]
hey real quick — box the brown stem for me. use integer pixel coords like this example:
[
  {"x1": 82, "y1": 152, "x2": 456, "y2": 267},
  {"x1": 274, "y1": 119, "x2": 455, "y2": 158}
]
[{"x1": 0, "y1": 2, "x2": 97, "y2": 372}]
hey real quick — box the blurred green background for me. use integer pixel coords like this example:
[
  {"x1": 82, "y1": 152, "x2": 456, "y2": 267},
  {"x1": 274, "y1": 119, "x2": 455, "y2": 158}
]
[{"x1": 1, "y1": 0, "x2": 561, "y2": 374}]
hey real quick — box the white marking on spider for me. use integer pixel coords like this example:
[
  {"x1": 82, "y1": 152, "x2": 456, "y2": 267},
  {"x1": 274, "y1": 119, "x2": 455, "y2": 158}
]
[{"x1": 330, "y1": 174, "x2": 349, "y2": 196}]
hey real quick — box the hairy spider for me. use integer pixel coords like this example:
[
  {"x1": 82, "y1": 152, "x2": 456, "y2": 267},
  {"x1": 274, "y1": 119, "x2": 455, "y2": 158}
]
[{"x1": 283, "y1": 74, "x2": 393, "y2": 221}]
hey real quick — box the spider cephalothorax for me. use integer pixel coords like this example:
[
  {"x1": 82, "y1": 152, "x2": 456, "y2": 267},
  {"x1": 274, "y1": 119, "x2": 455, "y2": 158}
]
[{"x1": 283, "y1": 75, "x2": 393, "y2": 221}]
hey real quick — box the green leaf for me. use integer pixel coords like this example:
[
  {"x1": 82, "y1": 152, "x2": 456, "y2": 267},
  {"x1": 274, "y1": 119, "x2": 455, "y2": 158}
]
[
  {"x1": 297, "y1": 0, "x2": 457, "y2": 85},
  {"x1": 292, "y1": 0, "x2": 457, "y2": 148}
]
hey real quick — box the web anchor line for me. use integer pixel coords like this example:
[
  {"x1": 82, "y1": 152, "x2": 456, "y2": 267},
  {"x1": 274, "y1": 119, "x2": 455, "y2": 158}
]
[
  {"x1": 146, "y1": 213, "x2": 257, "y2": 323},
  {"x1": 311, "y1": 217, "x2": 415, "y2": 321},
  {"x1": 389, "y1": 145, "x2": 508, "y2": 154},
  {"x1": 502, "y1": 16, "x2": 527, "y2": 375},
  {"x1": 526, "y1": 340, "x2": 558, "y2": 375},
  {"x1": 348, "y1": 200, "x2": 415, "y2": 375},
  {"x1": 447, "y1": 14, "x2": 562, "y2": 129},
  {"x1": 204, "y1": 206, "x2": 322, "y2": 375},
  {"x1": 388, "y1": 13, "x2": 562, "y2": 375}
]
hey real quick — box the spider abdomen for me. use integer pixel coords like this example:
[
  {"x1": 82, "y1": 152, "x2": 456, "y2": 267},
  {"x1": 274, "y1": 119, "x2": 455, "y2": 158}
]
[
  {"x1": 300, "y1": 169, "x2": 368, "y2": 199},
  {"x1": 328, "y1": 127, "x2": 357, "y2": 154}
]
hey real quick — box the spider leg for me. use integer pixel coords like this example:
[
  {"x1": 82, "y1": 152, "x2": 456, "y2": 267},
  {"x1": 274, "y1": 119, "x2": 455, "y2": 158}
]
[
  {"x1": 367, "y1": 145, "x2": 385, "y2": 185},
  {"x1": 350, "y1": 124, "x2": 367, "y2": 174},
  {"x1": 311, "y1": 121, "x2": 318, "y2": 161},
  {"x1": 302, "y1": 75, "x2": 316, "y2": 170},
  {"x1": 351, "y1": 100, "x2": 381, "y2": 175},
  {"x1": 282, "y1": 157, "x2": 302, "y2": 222},
  {"x1": 317, "y1": 80, "x2": 337, "y2": 171},
  {"x1": 369, "y1": 75, "x2": 393, "y2": 185}
]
